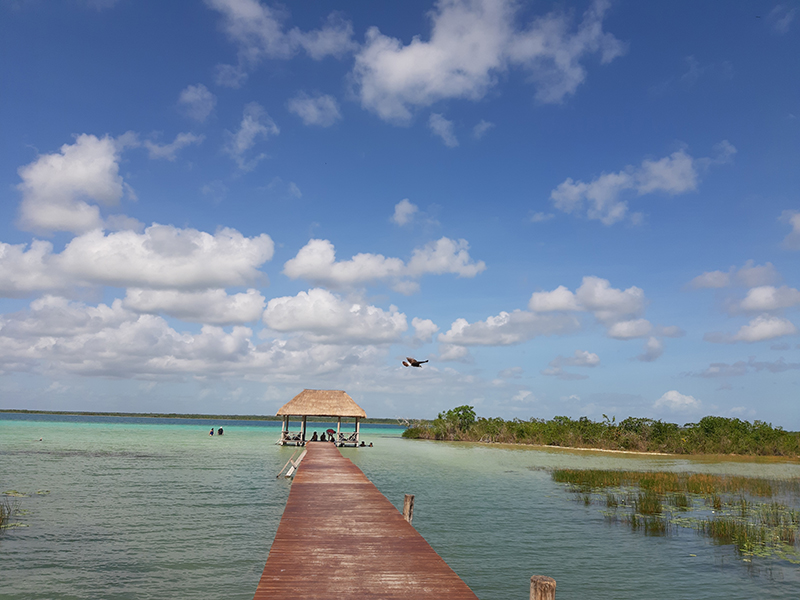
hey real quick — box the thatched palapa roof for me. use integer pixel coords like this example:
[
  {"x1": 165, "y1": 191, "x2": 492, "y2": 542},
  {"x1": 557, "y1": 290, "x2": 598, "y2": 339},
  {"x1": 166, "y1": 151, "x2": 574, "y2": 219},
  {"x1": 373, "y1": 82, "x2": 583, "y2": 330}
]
[{"x1": 277, "y1": 389, "x2": 367, "y2": 418}]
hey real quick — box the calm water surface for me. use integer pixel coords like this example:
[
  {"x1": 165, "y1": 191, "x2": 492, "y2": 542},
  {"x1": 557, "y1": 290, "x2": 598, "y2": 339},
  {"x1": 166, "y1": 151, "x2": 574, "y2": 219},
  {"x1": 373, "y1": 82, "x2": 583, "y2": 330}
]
[{"x1": 1, "y1": 415, "x2": 799, "y2": 599}]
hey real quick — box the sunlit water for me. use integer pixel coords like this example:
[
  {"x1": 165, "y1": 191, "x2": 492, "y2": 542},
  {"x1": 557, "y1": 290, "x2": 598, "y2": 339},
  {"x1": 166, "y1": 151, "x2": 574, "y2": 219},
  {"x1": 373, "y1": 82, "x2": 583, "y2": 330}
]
[{"x1": 2, "y1": 414, "x2": 799, "y2": 599}]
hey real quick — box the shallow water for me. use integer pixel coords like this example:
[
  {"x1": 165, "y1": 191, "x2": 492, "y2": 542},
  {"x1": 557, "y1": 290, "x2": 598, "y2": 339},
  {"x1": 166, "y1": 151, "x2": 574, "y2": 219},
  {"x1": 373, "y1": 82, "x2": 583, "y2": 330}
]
[{"x1": 2, "y1": 415, "x2": 799, "y2": 599}]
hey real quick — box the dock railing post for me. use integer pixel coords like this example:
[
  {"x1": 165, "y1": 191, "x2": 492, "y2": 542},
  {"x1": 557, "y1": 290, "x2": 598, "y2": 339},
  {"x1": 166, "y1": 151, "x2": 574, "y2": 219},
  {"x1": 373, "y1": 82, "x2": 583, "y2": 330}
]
[
  {"x1": 530, "y1": 576, "x2": 556, "y2": 600},
  {"x1": 403, "y1": 494, "x2": 415, "y2": 524}
]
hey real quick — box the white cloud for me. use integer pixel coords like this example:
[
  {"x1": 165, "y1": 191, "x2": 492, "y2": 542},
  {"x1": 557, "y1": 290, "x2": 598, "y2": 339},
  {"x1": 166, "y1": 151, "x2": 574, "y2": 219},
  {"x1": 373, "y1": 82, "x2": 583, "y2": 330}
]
[
  {"x1": 438, "y1": 343, "x2": 471, "y2": 361},
  {"x1": 542, "y1": 349, "x2": 599, "y2": 379},
  {"x1": 607, "y1": 318, "x2": 652, "y2": 339},
  {"x1": 689, "y1": 260, "x2": 779, "y2": 289},
  {"x1": 206, "y1": 0, "x2": 356, "y2": 84},
  {"x1": 411, "y1": 317, "x2": 439, "y2": 343},
  {"x1": 351, "y1": 0, "x2": 624, "y2": 123},
  {"x1": 529, "y1": 285, "x2": 582, "y2": 312},
  {"x1": 473, "y1": 120, "x2": 494, "y2": 139},
  {"x1": 142, "y1": 132, "x2": 204, "y2": 161},
  {"x1": 0, "y1": 240, "x2": 68, "y2": 298},
  {"x1": 438, "y1": 310, "x2": 579, "y2": 346},
  {"x1": 781, "y1": 210, "x2": 800, "y2": 250},
  {"x1": 550, "y1": 148, "x2": 711, "y2": 225},
  {"x1": 263, "y1": 288, "x2": 407, "y2": 344},
  {"x1": 287, "y1": 93, "x2": 342, "y2": 127},
  {"x1": 283, "y1": 237, "x2": 485, "y2": 291},
  {"x1": 224, "y1": 102, "x2": 279, "y2": 170},
  {"x1": 123, "y1": 288, "x2": 265, "y2": 324},
  {"x1": 16, "y1": 134, "x2": 127, "y2": 235},
  {"x1": 178, "y1": 84, "x2": 217, "y2": 121},
  {"x1": 406, "y1": 237, "x2": 486, "y2": 278},
  {"x1": 739, "y1": 286, "x2": 800, "y2": 312},
  {"x1": 428, "y1": 113, "x2": 459, "y2": 147},
  {"x1": 512, "y1": 390, "x2": 533, "y2": 402},
  {"x1": 392, "y1": 199, "x2": 418, "y2": 226},
  {"x1": 636, "y1": 336, "x2": 664, "y2": 362},
  {"x1": 706, "y1": 315, "x2": 798, "y2": 343},
  {"x1": 654, "y1": 390, "x2": 700, "y2": 412},
  {"x1": 768, "y1": 5, "x2": 797, "y2": 34},
  {"x1": 528, "y1": 276, "x2": 660, "y2": 340},
  {"x1": 530, "y1": 212, "x2": 554, "y2": 223},
  {"x1": 551, "y1": 142, "x2": 737, "y2": 225},
  {"x1": 0, "y1": 225, "x2": 275, "y2": 294},
  {"x1": 689, "y1": 269, "x2": 730, "y2": 289}
]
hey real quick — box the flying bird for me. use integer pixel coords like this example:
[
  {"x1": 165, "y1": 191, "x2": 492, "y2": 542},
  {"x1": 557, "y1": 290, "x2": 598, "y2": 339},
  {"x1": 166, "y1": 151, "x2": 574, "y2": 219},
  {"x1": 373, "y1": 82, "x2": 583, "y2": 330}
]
[{"x1": 403, "y1": 357, "x2": 428, "y2": 368}]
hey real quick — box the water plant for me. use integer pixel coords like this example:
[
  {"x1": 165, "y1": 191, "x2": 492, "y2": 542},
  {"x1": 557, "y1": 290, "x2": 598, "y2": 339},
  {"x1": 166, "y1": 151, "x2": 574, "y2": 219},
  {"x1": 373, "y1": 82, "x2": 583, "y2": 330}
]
[{"x1": 551, "y1": 468, "x2": 800, "y2": 563}]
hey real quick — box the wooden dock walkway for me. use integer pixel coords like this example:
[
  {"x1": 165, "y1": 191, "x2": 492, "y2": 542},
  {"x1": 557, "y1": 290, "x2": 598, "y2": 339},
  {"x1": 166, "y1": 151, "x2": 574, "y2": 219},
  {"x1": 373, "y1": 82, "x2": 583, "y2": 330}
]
[{"x1": 254, "y1": 442, "x2": 479, "y2": 599}]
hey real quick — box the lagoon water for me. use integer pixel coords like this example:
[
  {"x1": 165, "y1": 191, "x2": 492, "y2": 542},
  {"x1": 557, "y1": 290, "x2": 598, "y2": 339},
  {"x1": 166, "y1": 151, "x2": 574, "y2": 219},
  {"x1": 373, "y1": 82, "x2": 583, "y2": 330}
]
[{"x1": 2, "y1": 414, "x2": 799, "y2": 600}]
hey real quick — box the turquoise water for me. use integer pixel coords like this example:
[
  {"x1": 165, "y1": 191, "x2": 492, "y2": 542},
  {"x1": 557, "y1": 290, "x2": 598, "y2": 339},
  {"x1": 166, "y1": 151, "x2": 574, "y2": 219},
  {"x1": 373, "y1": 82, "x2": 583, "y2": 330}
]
[{"x1": 2, "y1": 415, "x2": 799, "y2": 599}]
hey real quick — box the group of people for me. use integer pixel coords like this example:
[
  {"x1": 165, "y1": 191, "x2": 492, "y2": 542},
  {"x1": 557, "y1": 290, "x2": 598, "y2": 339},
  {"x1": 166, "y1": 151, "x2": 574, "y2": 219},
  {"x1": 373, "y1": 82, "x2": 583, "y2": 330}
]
[
  {"x1": 209, "y1": 427, "x2": 223, "y2": 436},
  {"x1": 308, "y1": 430, "x2": 372, "y2": 446}
]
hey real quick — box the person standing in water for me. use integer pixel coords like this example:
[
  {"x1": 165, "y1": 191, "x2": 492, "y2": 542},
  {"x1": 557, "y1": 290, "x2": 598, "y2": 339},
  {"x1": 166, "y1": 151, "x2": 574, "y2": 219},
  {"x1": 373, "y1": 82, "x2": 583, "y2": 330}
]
[
  {"x1": 209, "y1": 428, "x2": 214, "y2": 436},
  {"x1": 217, "y1": 427, "x2": 223, "y2": 436}
]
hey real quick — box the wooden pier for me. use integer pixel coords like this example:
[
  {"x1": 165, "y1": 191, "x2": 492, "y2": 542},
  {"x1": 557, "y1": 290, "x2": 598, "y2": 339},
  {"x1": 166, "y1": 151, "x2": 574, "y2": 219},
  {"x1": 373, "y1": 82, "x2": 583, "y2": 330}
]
[{"x1": 254, "y1": 442, "x2": 479, "y2": 599}]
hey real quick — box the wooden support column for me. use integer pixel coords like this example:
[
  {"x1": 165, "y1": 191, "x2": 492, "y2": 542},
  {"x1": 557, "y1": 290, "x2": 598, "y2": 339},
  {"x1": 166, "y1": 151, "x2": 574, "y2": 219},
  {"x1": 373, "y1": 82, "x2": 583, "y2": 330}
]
[
  {"x1": 403, "y1": 494, "x2": 414, "y2": 524},
  {"x1": 355, "y1": 417, "x2": 360, "y2": 444},
  {"x1": 301, "y1": 416, "x2": 307, "y2": 443},
  {"x1": 281, "y1": 415, "x2": 288, "y2": 445},
  {"x1": 530, "y1": 576, "x2": 556, "y2": 600},
  {"x1": 337, "y1": 417, "x2": 341, "y2": 436}
]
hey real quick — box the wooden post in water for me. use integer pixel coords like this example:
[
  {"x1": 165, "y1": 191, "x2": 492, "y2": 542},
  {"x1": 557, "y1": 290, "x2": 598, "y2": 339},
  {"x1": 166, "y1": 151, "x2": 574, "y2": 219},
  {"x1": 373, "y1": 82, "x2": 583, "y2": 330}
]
[
  {"x1": 403, "y1": 494, "x2": 415, "y2": 524},
  {"x1": 530, "y1": 576, "x2": 556, "y2": 600}
]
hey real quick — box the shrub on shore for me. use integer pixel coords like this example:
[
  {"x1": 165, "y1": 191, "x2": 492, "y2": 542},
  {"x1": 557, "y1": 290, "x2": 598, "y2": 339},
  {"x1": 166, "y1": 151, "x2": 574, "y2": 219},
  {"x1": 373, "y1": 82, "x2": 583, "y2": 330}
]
[{"x1": 402, "y1": 408, "x2": 800, "y2": 457}]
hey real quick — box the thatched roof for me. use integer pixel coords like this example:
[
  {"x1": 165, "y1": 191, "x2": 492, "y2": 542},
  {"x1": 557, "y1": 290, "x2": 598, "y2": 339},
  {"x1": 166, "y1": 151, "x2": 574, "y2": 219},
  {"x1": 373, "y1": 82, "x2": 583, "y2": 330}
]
[{"x1": 276, "y1": 389, "x2": 367, "y2": 418}]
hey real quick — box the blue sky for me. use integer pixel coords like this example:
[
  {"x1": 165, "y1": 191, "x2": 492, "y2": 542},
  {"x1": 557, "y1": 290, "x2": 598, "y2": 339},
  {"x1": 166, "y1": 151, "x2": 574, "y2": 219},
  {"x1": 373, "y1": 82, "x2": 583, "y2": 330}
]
[{"x1": 1, "y1": 0, "x2": 799, "y2": 426}]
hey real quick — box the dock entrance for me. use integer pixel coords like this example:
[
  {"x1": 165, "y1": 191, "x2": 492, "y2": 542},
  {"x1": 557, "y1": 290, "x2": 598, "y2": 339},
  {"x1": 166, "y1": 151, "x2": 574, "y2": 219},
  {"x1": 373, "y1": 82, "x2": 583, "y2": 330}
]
[{"x1": 254, "y1": 442, "x2": 479, "y2": 599}]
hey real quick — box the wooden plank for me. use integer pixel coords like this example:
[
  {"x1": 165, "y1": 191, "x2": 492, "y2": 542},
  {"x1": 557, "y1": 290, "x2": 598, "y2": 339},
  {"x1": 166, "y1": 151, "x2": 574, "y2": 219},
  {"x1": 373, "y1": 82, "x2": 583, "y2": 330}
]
[{"x1": 254, "y1": 442, "x2": 479, "y2": 599}]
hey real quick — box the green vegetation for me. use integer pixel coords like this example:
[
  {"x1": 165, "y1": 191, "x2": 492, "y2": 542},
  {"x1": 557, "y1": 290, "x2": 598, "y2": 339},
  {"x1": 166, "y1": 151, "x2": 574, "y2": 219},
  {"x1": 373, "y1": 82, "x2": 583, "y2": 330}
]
[
  {"x1": 402, "y1": 407, "x2": 800, "y2": 457},
  {"x1": 551, "y1": 468, "x2": 800, "y2": 562}
]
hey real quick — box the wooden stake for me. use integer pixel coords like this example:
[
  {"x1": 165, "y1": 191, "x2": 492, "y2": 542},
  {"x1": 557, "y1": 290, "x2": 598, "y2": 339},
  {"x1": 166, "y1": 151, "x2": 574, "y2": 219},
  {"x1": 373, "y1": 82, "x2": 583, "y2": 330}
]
[
  {"x1": 530, "y1": 576, "x2": 556, "y2": 600},
  {"x1": 403, "y1": 494, "x2": 415, "y2": 524}
]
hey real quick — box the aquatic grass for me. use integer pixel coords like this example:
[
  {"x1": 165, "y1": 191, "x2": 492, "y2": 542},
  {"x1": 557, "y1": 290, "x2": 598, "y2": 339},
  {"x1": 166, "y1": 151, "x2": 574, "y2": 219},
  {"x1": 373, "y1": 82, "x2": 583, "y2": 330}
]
[
  {"x1": 551, "y1": 468, "x2": 800, "y2": 563},
  {"x1": 635, "y1": 490, "x2": 662, "y2": 515}
]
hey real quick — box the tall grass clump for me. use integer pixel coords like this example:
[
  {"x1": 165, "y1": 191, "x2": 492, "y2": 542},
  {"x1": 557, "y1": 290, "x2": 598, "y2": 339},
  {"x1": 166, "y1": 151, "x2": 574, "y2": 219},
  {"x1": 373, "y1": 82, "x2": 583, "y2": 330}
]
[{"x1": 404, "y1": 408, "x2": 800, "y2": 457}]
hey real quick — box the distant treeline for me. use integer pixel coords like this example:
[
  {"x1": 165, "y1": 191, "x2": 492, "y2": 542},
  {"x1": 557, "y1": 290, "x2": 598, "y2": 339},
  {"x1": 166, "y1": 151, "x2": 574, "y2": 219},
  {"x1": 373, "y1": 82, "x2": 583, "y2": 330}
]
[
  {"x1": 0, "y1": 409, "x2": 401, "y2": 425},
  {"x1": 402, "y1": 405, "x2": 800, "y2": 457}
]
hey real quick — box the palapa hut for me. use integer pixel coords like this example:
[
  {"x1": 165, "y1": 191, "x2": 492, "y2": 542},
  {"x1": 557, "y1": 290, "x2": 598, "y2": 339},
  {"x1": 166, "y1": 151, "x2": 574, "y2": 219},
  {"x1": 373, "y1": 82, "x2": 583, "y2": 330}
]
[{"x1": 276, "y1": 389, "x2": 367, "y2": 446}]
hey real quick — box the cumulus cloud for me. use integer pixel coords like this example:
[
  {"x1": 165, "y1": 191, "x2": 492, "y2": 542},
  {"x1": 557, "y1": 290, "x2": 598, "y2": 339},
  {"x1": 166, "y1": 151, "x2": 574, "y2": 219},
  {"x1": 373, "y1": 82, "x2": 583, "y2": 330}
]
[
  {"x1": 542, "y1": 349, "x2": 599, "y2": 379},
  {"x1": 739, "y1": 286, "x2": 800, "y2": 312},
  {"x1": 123, "y1": 288, "x2": 266, "y2": 324},
  {"x1": 438, "y1": 310, "x2": 579, "y2": 346},
  {"x1": 283, "y1": 237, "x2": 485, "y2": 292},
  {"x1": 654, "y1": 390, "x2": 700, "y2": 412},
  {"x1": 392, "y1": 199, "x2": 418, "y2": 226},
  {"x1": 224, "y1": 102, "x2": 279, "y2": 170},
  {"x1": 206, "y1": 0, "x2": 356, "y2": 86},
  {"x1": 351, "y1": 0, "x2": 624, "y2": 123},
  {"x1": 428, "y1": 113, "x2": 459, "y2": 147},
  {"x1": 689, "y1": 260, "x2": 779, "y2": 289},
  {"x1": 287, "y1": 93, "x2": 342, "y2": 126},
  {"x1": 781, "y1": 210, "x2": 800, "y2": 250},
  {"x1": 178, "y1": 84, "x2": 217, "y2": 121},
  {"x1": 411, "y1": 317, "x2": 439, "y2": 343},
  {"x1": 0, "y1": 225, "x2": 273, "y2": 298},
  {"x1": 530, "y1": 276, "x2": 647, "y2": 329},
  {"x1": 142, "y1": 132, "x2": 204, "y2": 161},
  {"x1": 16, "y1": 134, "x2": 129, "y2": 235},
  {"x1": 263, "y1": 288, "x2": 407, "y2": 344},
  {"x1": 636, "y1": 336, "x2": 664, "y2": 362},
  {"x1": 438, "y1": 343, "x2": 471, "y2": 361},
  {"x1": 0, "y1": 295, "x2": 398, "y2": 380},
  {"x1": 551, "y1": 143, "x2": 735, "y2": 225},
  {"x1": 705, "y1": 315, "x2": 798, "y2": 344}
]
